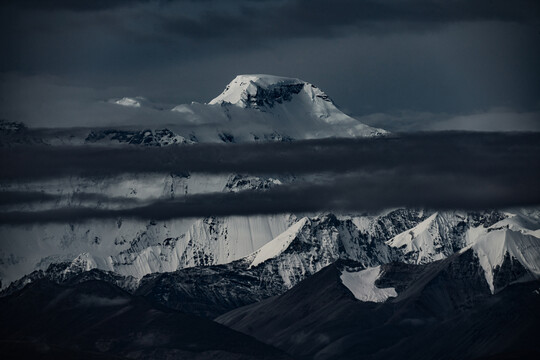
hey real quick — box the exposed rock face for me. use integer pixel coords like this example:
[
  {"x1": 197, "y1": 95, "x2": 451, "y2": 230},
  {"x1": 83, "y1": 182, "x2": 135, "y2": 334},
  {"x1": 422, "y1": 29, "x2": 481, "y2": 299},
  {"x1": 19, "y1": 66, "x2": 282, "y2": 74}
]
[
  {"x1": 85, "y1": 128, "x2": 190, "y2": 146},
  {"x1": 239, "y1": 82, "x2": 305, "y2": 109}
]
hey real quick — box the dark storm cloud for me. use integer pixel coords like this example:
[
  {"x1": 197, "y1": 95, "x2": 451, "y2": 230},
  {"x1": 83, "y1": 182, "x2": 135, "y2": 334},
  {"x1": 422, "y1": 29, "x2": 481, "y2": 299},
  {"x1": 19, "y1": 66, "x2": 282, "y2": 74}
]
[
  {"x1": 0, "y1": 191, "x2": 141, "y2": 206},
  {"x1": 1, "y1": 170, "x2": 539, "y2": 225},
  {"x1": 2, "y1": 0, "x2": 265, "y2": 12},
  {"x1": 160, "y1": 0, "x2": 540, "y2": 40},
  {"x1": 4, "y1": 0, "x2": 539, "y2": 57},
  {"x1": 1, "y1": 132, "x2": 539, "y2": 223},
  {"x1": 2, "y1": 0, "x2": 146, "y2": 11},
  {"x1": 6, "y1": 0, "x2": 538, "y2": 32},
  {"x1": 149, "y1": 0, "x2": 540, "y2": 47},
  {"x1": 0, "y1": 191, "x2": 58, "y2": 205},
  {"x1": 1, "y1": 132, "x2": 539, "y2": 180}
]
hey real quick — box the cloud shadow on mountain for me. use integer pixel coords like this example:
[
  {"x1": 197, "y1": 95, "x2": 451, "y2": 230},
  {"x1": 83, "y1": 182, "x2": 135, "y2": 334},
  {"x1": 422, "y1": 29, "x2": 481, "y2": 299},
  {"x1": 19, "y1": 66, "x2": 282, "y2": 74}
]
[{"x1": 1, "y1": 132, "x2": 539, "y2": 223}]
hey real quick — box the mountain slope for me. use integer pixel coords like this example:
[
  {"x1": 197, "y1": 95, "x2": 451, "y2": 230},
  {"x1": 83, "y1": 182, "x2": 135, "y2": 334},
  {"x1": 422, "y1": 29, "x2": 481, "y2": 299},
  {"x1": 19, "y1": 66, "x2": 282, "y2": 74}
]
[
  {"x1": 5, "y1": 208, "x2": 538, "y2": 320},
  {"x1": 0, "y1": 173, "x2": 294, "y2": 289},
  {"x1": 217, "y1": 255, "x2": 540, "y2": 360},
  {"x1": 85, "y1": 211, "x2": 425, "y2": 318}
]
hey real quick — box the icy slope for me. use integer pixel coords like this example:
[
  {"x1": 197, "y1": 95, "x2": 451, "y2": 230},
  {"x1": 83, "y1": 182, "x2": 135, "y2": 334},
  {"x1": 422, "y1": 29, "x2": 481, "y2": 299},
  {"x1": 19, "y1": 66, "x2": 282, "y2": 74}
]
[
  {"x1": 242, "y1": 211, "x2": 417, "y2": 289},
  {"x1": 110, "y1": 214, "x2": 294, "y2": 279},
  {"x1": 250, "y1": 217, "x2": 310, "y2": 268},
  {"x1": 4, "y1": 208, "x2": 538, "y2": 318},
  {"x1": 0, "y1": 173, "x2": 293, "y2": 289},
  {"x1": 0, "y1": 215, "x2": 295, "y2": 289},
  {"x1": 386, "y1": 211, "x2": 507, "y2": 264},
  {"x1": 386, "y1": 212, "x2": 465, "y2": 264},
  {"x1": 468, "y1": 214, "x2": 540, "y2": 293},
  {"x1": 387, "y1": 210, "x2": 540, "y2": 292}
]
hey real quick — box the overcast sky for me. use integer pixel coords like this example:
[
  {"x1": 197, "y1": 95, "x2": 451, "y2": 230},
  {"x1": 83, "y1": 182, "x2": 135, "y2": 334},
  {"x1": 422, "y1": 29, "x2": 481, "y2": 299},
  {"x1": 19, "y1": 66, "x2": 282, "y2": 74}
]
[{"x1": 1, "y1": 0, "x2": 539, "y2": 130}]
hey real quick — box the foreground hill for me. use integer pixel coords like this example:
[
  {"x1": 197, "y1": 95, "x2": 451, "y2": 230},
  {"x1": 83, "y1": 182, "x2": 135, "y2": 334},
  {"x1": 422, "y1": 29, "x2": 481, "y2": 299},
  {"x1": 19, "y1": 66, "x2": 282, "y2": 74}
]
[
  {"x1": 0, "y1": 279, "x2": 291, "y2": 360},
  {"x1": 217, "y1": 255, "x2": 540, "y2": 360}
]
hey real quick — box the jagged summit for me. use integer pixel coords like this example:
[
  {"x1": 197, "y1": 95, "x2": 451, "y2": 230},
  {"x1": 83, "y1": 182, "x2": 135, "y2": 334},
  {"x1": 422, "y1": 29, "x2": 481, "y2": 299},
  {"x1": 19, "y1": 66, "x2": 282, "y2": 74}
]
[
  {"x1": 209, "y1": 74, "x2": 309, "y2": 108},
  {"x1": 208, "y1": 74, "x2": 343, "y2": 119}
]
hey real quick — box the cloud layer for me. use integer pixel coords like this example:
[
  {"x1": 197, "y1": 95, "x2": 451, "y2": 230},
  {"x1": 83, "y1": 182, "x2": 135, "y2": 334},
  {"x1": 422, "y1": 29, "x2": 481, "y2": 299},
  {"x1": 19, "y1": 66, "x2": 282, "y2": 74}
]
[{"x1": 1, "y1": 132, "x2": 539, "y2": 223}]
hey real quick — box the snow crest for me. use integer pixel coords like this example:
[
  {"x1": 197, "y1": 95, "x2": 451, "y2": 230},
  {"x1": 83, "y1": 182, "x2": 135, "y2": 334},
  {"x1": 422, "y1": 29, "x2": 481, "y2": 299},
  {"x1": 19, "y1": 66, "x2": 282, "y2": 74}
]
[
  {"x1": 250, "y1": 217, "x2": 309, "y2": 268},
  {"x1": 209, "y1": 74, "x2": 304, "y2": 107}
]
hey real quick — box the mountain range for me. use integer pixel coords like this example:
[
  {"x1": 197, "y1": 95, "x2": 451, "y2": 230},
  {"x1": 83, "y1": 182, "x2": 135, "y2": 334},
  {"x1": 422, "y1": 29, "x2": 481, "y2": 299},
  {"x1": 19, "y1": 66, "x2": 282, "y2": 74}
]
[{"x1": 0, "y1": 75, "x2": 539, "y2": 359}]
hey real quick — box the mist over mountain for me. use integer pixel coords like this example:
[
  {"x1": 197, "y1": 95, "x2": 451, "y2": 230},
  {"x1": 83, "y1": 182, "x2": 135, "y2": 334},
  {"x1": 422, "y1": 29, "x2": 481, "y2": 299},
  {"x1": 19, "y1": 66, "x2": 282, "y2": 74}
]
[{"x1": 1, "y1": 73, "x2": 539, "y2": 359}]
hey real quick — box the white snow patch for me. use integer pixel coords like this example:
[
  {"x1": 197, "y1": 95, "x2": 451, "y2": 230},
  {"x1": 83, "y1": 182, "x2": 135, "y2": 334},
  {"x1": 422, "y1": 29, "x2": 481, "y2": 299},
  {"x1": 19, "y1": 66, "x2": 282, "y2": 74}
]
[
  {"x1": 114, "y1": 97, "x2": 141, "y2": 108},
  {"x1": 249, "y1": 217, "x2": 309, "y2": 268},
  {"x1": 340, "y1": 266, "x2": 397, "y2": 303},
  {"x1": 209, "y1": 74, "x2": 303, "y2": 106}
]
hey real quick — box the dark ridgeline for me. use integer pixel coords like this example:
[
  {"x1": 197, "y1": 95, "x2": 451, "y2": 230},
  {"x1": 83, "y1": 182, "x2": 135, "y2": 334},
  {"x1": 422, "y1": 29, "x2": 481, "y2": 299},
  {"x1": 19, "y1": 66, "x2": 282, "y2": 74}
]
[{"x1": 0, "y1": 278, "x2": 292, "y2": 360}]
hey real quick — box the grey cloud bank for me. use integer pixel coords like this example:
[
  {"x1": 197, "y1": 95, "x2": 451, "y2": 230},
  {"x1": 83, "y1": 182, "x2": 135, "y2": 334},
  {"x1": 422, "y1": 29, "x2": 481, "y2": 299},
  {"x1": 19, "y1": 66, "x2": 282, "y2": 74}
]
[{"x1": 1, "y1": 133, "x2": 539, "y2": 223}]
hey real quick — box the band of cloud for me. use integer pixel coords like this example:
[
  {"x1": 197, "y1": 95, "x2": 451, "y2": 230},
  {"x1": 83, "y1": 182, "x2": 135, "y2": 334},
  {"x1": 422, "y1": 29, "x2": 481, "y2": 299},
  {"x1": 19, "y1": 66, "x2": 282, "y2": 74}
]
[{"x1": 1, "y1": 132, "x2": 539, "y2": 223}]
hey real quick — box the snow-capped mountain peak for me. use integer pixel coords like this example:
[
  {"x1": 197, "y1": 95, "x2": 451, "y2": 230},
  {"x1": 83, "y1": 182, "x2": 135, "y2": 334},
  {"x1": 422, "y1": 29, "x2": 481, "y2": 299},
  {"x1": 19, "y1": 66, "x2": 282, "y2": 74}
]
[
  {"x1": 386, "y1": 210, "x2": 540, "y2": 293},
  {"x1": 209, "y1": 74, "x2": 306, "y2": 108},
  {"x1": 470, "y1": 217, "x2": 540, "y2": 293},
  {"x1": 205, "y1": 74, "x2": 388, "y2": 138}
]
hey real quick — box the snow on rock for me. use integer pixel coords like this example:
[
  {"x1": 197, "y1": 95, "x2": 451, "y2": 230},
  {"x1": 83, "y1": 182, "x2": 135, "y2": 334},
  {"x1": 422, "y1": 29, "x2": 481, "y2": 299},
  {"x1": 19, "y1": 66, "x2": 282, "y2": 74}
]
[
  {"x1": 209, "y1": 75, "x2": 305, "y2": 107},
  {"x1": 0, "y1": 173, "x2": 294, "y2": 288},
  {"x1": 85, "y1": 128, "x2": 190, "y2": 146},
  {"x1": 386, "y1": 212, "x2": 459, "y2": 264},
  {"x1": 387, "y1": 210, "x2": 540, "y2": 293},
  {"x1": 209, "y1": 74, "x2": 387, "y2": 134},
  {"x1": 340, "y1": 265, "x2": 397, "y2": 302},
  {"x1": 111, "y1": 214, "x2": 294, "y2": 279},
  {"x1": 469, "y1": 216, "x2": 540, "y2": 293},
  {"x1": 250, "y1": 217, "x2": 310, "y2": 268},
  {"x1": 244, "y1": 213, "x2": 403, "y2": 289},
  {"x1": 114, "y1": 97, "x2": 142, "y2": 108},
  {"x1": 69, "y1": 253, "x2": 98, "y2": 272}
]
